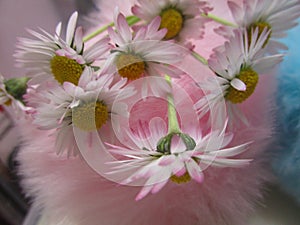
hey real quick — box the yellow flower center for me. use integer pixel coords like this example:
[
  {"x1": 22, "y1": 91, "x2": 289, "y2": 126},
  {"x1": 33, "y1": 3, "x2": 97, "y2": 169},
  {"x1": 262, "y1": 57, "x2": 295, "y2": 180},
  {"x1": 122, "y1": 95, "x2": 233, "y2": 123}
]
[
  {"x1": 248, "y1": 21, "x2": 272, "y2": 48},
  {"x1": 160, "y1": 8, "x2": 183, "y2": 40},
  {"x1": 50, "y1": 55, "x2": 84, "y2": 85},
  {"x1": 4, "y1": 99, "x2": 12, "y2": 106},
  {"x1": 225, "y1": 68, "x2": 259, "y2": 104},
  {"x1": 170, "y1": 172, "x2": 191, "y2": 184},
  {"x1": 0, "y1": 90, "x2": 11, "y2": 106},
  {"x1": 116, "y1": 54, "x2": 145, "y2": 80},
  {"x1": 72, "y1": 101, "x2": 108, "y2": 131}
]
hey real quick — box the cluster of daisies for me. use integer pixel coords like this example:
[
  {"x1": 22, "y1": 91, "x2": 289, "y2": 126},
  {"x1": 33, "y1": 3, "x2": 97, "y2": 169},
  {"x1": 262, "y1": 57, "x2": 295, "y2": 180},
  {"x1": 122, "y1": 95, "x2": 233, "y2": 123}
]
[{"x1": 1, "y1": 0, "x2": 300, "y2": 200}]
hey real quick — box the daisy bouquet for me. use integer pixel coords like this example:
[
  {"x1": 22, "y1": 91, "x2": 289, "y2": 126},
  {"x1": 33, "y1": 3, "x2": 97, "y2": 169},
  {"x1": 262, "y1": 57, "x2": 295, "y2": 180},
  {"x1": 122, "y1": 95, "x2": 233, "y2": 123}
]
[{"x1": 1, "y1": 0, "x2": 300, "y2": 224}]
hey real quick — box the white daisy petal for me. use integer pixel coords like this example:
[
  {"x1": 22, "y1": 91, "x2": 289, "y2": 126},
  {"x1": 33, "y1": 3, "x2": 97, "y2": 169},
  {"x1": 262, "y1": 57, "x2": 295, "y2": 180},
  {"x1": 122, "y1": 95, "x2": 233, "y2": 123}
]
[
  {"x1": 66, "y1": 11, "x2": 78, "y2": 46},
  {"x1": 228, "y1": 0, "x2": 300, "y2": 53},
  {"x1": 74, "y1": 27, "x2": 83, "y2": 53},
  {"x1": 29, "y1": 69, "x2": 129, "y2": 156},
  {"x1": 55, "y1": 22, "x2": 62, "y2": 38},
  {"x1": 186, "y1": 159, "x2": 204, "y2": 184},
  {"x1": 135, "y1": 185, "x2": 152, "y2": 201},
  {"x1": 132, "y1": 0, "x2": 212, "y2": 44},
  {"x1": 201, "y1": 27, "x2": 283, "y2": 127},
  {"x1": 230, "y1": 78, "x2": 246, "y2": 91},
  {"x1": 151, "y1": 179, "x2": 169, "y2": 194},
  {"x1": 15, "y1": 11, "x2": 109, "y2": 85},
  {"x1": 108, "y1": 112, "x2": 251, "y2": 200}
]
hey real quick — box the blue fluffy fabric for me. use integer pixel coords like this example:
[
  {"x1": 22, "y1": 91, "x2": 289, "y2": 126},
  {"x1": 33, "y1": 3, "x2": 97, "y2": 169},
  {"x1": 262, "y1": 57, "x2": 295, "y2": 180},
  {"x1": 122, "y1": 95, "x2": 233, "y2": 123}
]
[{"x1": 273, "y1": 19, "x2": 300, "y2": 203}]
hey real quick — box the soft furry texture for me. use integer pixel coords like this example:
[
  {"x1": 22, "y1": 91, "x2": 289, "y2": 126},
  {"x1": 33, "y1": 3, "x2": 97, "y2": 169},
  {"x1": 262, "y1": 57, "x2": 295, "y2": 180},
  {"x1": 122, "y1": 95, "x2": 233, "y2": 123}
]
[
  {"x1": 272, "y1": 19, "x2": 300, "y2": 204},
  {"x1": 17, "y1": 73, "x2": 276, "y2": 225}
]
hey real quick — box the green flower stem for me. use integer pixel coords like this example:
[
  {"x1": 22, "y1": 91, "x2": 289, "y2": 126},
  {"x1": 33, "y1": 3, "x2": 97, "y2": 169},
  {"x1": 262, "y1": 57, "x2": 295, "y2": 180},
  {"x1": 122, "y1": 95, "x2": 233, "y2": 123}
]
[
  {"x1": 83, "y1": 16, "x2": 141, "y2": 42},
  {"x1": 83, "y1": 22, "x2": 114, "y2": 42},
  {"x1": 157, "y1": 76, "x2": 197, "y2": 154},
  {"x1": 165, "y1": 75, "x2": 181, "y2": 134},
  {"x1": 191, "y1": 51, "x2": 208, "y2": 65},
  {"x1": 201, "y1": 13, "x2": 238, "y2": 27},
  {"x1": 126, "y1": 15, "x2": 141, "y2": 25}
]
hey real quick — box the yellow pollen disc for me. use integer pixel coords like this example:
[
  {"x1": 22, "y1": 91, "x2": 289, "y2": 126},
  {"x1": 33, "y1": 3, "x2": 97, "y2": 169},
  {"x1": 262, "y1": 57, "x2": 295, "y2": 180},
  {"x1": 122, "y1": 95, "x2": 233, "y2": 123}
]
[
  {"x1": 50, "y1": 55, "x2": 84, "y2": 85},
  {"x1": 170, "y1": 172, "x2": 191, "y2": 184},
  {"x1": 225, "y1": 68, "x2": 259, "y2": 104},
  {"x1": 4, "y1": 99, "x2": 12, "y2": 106},
  {"x1": 248, "y1": 22, "x2": 272, "y2": 48},
  {"x1": 72, "y1": 101, "x2": 109, "y2": 131},
  {"x1": 160, "y1": 8, "x2": 183, "y2": 39},
  {"x1": 0, "y1": 90, "x2": 11, "y2": 106},
  {"x1": 116, "y1": 54, "x2": 145, "y2": 80}
]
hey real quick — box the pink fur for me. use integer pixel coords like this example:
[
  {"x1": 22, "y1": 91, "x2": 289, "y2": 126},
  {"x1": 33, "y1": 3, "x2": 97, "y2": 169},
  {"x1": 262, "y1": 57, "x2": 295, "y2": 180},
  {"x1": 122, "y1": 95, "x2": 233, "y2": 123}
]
[{"x1": 17, "y1": 72, "x2": 276, "y2": 225}]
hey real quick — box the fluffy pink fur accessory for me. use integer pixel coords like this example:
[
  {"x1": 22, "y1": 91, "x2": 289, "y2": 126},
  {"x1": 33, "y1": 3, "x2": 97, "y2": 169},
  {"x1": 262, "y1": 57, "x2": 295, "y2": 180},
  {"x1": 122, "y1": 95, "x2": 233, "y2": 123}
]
[{"x1": 17, "y1": 74, "x2": 276, "y2": 225}]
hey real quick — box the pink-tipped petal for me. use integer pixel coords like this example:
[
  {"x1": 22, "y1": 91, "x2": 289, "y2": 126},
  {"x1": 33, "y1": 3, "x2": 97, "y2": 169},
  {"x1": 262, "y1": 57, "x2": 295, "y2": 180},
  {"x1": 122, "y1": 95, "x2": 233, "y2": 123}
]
[
  {"x1": 230, "y1": 78, "x2": 246, "y2": 91},
  {"x1": 151, "y1": 179, "x2": 169, "y2": 194},
  {"x1": 116, "y1": 13, "x2": 132, "y2": 42},
  {"x1": 186, "y1": 160, "x2": 204, "y2": 184},
  {"x1": 158, "y1": 155, "x2": 176, "y2": 166},
  {"x1": 135, "y1": 185, "x2": 152, "y2": 201}
]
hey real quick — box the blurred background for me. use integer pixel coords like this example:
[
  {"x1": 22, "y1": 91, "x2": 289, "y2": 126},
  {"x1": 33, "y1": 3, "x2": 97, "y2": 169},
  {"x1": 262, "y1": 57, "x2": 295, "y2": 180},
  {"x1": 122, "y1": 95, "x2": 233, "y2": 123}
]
[{"x1": 0, "y1": 1, "x2": 300, "y2": 225}]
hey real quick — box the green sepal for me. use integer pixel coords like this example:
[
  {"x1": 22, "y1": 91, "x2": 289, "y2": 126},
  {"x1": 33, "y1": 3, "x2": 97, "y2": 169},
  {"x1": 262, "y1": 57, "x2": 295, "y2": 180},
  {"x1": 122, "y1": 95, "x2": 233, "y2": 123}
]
[
  {"x1": 157, "y1": 133, "x2": 173, "y2": 154},
  {"x1": 4, "y1": 77, "x2": 29, "y2": 103},
  {"x1": 156, "y1": 132, "x2": 196, "y2": 154},
  {"x1": 179, "y1": 133, "x2": 196, "y2": 150}
]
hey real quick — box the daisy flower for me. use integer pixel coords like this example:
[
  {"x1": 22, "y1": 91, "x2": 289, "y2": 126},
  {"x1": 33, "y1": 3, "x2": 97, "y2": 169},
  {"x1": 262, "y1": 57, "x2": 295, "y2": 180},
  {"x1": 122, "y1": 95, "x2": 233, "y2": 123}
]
[
  {"x1": 132, "y1": 0, "x2": 212, "y2": 43},
  {"x1": 195, "y1": 28, "x2": 283, "y2": 125},
  {"x1": 102, "y1": 10, "x2": 186, "y2": 82},
  {"x1": 0, "y1": 74, "x2": 29, "y2": 114},
  {"x1": 227, "y1": 0, "x2": 300, "y2": 53},
  {"x1": 32, "y1": 68, "x2": 133, "y2": 156},
  {"x1": 107, "y1": 116, "x2": 251, "y2": 201},
  {"x1": 15, "y1": 11, "x2": 110, "y2": 85}
]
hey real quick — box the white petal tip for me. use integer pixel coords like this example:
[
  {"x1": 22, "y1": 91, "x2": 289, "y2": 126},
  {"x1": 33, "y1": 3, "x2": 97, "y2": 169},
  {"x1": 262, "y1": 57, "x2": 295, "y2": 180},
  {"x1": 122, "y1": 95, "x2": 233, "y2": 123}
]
[{"x1": 230, "y1": 78, "x2": 246, "y2": 91}]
